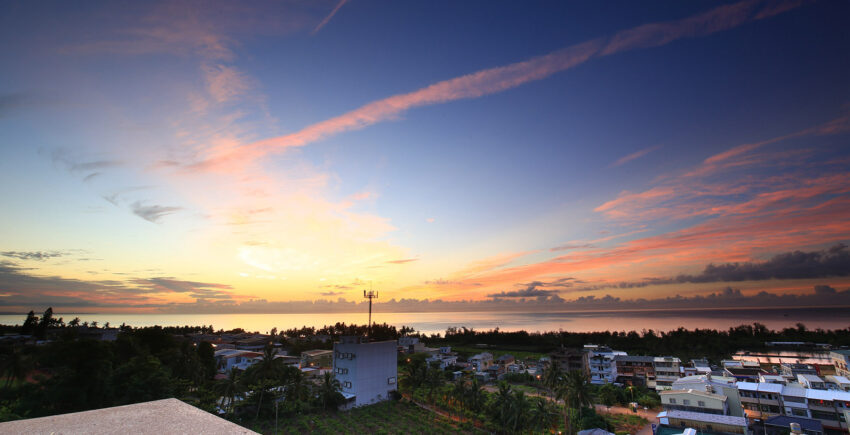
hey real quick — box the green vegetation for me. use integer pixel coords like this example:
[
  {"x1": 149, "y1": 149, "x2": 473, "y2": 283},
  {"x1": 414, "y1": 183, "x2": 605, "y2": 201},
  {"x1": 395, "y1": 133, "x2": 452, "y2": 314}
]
[
  {"x1": 438, "y1": 323, "x2": 850, "y2": 363},
  {"x1": 263, "y1": 400, "x2": 484, "y2": 434}
]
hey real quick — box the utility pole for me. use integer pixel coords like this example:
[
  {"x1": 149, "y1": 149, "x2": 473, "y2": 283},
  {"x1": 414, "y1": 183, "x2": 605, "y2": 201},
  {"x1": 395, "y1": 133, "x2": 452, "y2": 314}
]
[{"x1": 363, "y1": 288, "x2": 378, "y2": 337}]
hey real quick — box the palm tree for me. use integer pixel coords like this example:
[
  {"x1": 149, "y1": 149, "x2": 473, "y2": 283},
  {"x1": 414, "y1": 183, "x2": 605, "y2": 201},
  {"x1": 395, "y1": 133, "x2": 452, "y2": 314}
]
[
  {"x1": 542, "y1": 359, "x2": 562, "y2": 399},
  {"x1": 508, "y1": 390, "x2": 531, "y2": 432},
  {"x1": 451, "y1": 378, "x2": 468, "y2": 420},
  {"x1": 557, "y1": 370, "x2": 593, "y2": 434},
  {"x1": 1, "y1": 347, "x2": 27, "y2": 389},
  {"x1": 467, "y1": 378, "x2": 486, "y2": 413},
  {"x1": 531, "y1": 396, "x2": 558, "y2": 433},
  {"x1": 317, "y1": 371, "x2": 344, "y2": 411},
  {"x1": 247, "y1": 344, "x2": 283, "y2": 420},
  {"x1": 214, "y1": 368, "x2": 243, "y2": 416}
]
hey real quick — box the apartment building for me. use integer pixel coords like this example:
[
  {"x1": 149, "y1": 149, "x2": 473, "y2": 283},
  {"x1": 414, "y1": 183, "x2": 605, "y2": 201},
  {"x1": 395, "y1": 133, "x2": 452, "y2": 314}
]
[
  {"x1": 584, "y1": 345, "x2": 626, "y2": 385},
  {"x1": 550, "y1": 347, "x2": 588, "y2": 376},
  {"x1": 333, "y1": 336, "x2": 397, "y2": 407},
  {"x1": 614, "y1": 355, "x2": 656, "y2": 389},
  {"x1": 654, "y1": 356, "x2": 682, "y2": 390},
  {"x1": 830, "y1": 350, "x2": 850, "y2": 378},
  {"x1": 737, "y1": 381, "x2": 850, "y2": 433}
]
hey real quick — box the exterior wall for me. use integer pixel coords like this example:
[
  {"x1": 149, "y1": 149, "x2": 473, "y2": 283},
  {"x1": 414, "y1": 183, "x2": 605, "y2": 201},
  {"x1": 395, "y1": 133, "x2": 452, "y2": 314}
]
[
  {"x1": 829, "y1": 352, "x2": 850, "y2": 378},
  {"x1": 661, "y1": 391, "x2": 727, "y2": 415},
  {"x1": 666, "y1": 416, "x2": 748, "y2": 434},
  {"x1": 334, "y1": 338, "x2": 398, "y2": 407},
  {"x1": 654, "y1": 357, "x2": 682, "y2": 390}
]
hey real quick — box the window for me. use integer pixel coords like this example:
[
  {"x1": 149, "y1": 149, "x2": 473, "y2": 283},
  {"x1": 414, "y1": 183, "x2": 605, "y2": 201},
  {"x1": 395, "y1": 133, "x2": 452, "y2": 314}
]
[
  {"x1": 792, "y1": 408, "x2": 808, "y2": 417},
  {"x1": 388, "y1": 377, "x2": 396, "y2": 385},
  {"x1": 669, "y1": 399, "x2": 677, "y2": 404},
  {"x1": 336, "y1": 367, "x2": 348, "y2": 374},
  {"x1": 698, "y1": 401, "x2": 705, "y2": 407},
  {"x1": 344, "y1": 381, "x2": 352, "y2": 388},
  {"x1": 682, "y1": 399, "x2": 690, "y2": 406}
]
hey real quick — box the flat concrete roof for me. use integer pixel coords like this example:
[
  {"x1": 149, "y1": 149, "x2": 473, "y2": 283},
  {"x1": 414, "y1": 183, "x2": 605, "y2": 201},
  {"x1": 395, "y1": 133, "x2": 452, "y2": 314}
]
[{"x1": 0, "y1": 398, "x2": 256, "y2": 435}]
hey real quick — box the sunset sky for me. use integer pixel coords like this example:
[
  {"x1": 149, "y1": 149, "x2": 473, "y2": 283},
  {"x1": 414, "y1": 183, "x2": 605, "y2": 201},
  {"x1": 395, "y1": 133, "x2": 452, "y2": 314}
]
[{"x1": 1, "y1": 0, "x2": 849, "y2": 313}]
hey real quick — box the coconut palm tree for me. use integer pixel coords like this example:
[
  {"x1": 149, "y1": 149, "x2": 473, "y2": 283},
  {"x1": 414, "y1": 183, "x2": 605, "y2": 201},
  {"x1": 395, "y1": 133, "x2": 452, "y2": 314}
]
[
  {"x1": 214, "y1": 367, "x2": 243, "y2": 416},
  {"x1": 467, "y1": 378, "x2": 486, "y2": 413},
  {"x1": 247, "y1": 343, "x2": 284, "y2": 420},
  {"x1": 450, "y1": 378, "x2": 468, "y2": 420},
  {"x1": 557, "y1": 370, "x2": 593, "y2": 434},
  {"x1": 1, "y1": 347, "x2": 27, "y2": 389},
  {"x1": 542, "y1": 359, "x2": 562, "y2": 398},
  {"x1": 317, "y1": 371, "x2": 344, "y2": 411}
]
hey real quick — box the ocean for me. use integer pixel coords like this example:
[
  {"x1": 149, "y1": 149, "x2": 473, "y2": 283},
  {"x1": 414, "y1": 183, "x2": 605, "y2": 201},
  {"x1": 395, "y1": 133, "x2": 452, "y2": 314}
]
[{"x1": 1, "y1": 307, "x2": 848, "y2": 336}]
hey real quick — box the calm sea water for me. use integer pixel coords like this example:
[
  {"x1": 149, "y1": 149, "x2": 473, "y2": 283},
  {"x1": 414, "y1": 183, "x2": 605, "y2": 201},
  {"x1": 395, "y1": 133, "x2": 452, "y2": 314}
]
[{"x1": 1, "y1": 307, "x2": 848, "y2": 336}]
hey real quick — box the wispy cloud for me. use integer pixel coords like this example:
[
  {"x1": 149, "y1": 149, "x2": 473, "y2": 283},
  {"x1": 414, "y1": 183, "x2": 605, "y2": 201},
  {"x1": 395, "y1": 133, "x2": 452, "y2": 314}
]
[
  {"x1": 609, "y1": 145, "x2": 662, "y2": 168},
  {"x1": 311, "y1": 0, "x2": 349, "y2": 35},
  {"x1": 1, "y1": 251, "x2": 65, "y2": 261},
  {"x1": 131, "y1": 201, "x2": 182, "y2": 223},
  {"x1": 192, "y1": 0, "x2": 803, "y2": 171},
  {"x1": 386, "y1": 258, "x2": 418, "y2": 264}
]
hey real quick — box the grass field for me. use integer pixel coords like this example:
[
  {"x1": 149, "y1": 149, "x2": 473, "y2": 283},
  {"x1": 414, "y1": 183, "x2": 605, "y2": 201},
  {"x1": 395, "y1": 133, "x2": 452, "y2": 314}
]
[
  {"x1": 448, "y1": 345, "x2": 546, "y2": 360},
  {"x1": 251, "y1": 400, "x2": 486, "y2": 434}
]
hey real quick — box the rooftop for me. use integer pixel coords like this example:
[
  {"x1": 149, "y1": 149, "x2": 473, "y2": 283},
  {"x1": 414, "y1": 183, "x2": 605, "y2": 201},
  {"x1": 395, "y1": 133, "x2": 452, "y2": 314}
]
[
  {"x1": 658, "y1": 410, "x2": 748, "y2": 427},
  {"x1": 0, "y1": 398, "x2": 255, "y2": 435},
  {"x1": 764, "y1": 415, "x2": 824, "y2": 432}
]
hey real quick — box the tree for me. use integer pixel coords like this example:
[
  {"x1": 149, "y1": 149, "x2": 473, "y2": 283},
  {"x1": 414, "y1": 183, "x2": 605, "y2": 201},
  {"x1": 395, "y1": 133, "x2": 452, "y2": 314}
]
[
  {"x1": 542, "y1": 359, "x2": 562, "y2": 398},
  {"x1": 21, "y1": 311, "x2": 38, "y2": 335},
  {"x1": 197, "y1": 342, "x2": 216, "y2": 380},
  {"x1": 316, "y1": 371, "x2": 345, "y2": 411},
  {"x1": 557, "y1": 370, "x2": 593, "y2": 435},
  {"x1": 1, "y1": 347, "x2": 27, "y2": 389},
  {"x1": 599, "y1": 383, "x2": 618, "y2": 409},
  {"x1": 244, "y1": 343, "x2": 284, "y2": 420},
  {"x1": 467, "y1": 378, "x2": 486, "y2": 413},
  {"x1": 531, "y1": 396, "x2": 558, "y2": 433},
  {"x1": 214, "y1": 368, "x2": 244, "y2": 416}
]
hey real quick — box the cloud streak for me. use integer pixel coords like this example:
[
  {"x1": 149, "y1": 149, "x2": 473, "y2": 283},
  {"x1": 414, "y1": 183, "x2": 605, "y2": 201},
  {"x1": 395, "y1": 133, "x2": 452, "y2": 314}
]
[
  {"x1": 312, "y1": 0, "x2": 349, "y2": 35},
  {"x1": 192, "y1": 0, "x2": 802, "y2": 171},
  {"x1": 609, "y1": 145, "x2": 662, "y2": 168}
]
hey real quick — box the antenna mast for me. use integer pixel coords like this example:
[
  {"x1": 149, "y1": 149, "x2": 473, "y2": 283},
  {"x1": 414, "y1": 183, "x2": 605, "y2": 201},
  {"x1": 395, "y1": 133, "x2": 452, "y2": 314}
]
[{"x1": 363, "y1": 286, "x2": 378, "y2": 337}]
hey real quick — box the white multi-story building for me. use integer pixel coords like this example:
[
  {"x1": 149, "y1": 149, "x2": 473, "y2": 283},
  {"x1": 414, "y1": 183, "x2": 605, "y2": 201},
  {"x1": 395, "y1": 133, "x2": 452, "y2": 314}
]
[
  {"x1": 333, "y1": 336, "x2": 398, "y2": 407},
  {"x1": 654, "y1": 356, "x2": 682, "y2": 390},
  {"x1": 584, "y1": 345, "x2": 626, "y2": 385},
  {"x1": 737, "y1": 381, "x2": 850, "y2": 432}
]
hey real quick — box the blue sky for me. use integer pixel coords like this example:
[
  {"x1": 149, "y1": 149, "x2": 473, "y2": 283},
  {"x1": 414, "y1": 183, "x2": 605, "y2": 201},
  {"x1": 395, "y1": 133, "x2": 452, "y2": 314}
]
[{"x1": 1, "y1": 0, "x2": 849, "y2": 313}]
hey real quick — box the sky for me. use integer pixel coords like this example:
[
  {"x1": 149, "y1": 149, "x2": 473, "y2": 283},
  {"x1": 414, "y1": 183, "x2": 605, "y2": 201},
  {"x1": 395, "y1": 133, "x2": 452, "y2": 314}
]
[{"x1": 1, "y1": 0, "x2": 849, "y2": 314}]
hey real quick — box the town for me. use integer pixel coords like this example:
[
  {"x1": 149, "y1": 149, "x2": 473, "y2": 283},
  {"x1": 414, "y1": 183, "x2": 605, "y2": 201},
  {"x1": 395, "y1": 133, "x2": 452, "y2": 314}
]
[{"x1": 2, "y1": 311, "x2": 849, "y2": 434}]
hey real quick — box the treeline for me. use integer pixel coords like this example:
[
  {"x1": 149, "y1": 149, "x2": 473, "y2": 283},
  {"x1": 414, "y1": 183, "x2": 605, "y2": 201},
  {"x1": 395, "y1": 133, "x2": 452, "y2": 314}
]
[
  {"x1": 436, "y1": 323, "x2": 850, "y2": 362},
  {"x1": 0, "y1": 323, "x2": 218, "y2": 421}
]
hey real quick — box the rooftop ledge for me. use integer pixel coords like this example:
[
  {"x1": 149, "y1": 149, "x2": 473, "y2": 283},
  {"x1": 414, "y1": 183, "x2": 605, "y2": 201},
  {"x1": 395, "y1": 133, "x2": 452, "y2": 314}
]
[{"x1": 0, "y1": 398, "x2": 257, "y2": 435}]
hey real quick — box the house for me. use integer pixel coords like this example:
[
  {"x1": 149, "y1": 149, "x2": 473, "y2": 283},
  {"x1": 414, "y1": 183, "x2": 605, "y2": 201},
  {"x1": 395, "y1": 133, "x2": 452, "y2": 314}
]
[
  {"x1": 782, "y1": 363, "x2": 820, "y2": 378},
  {"x1": 797, "y1": 374, "x2": 826, "y2": 390},
  {"x1": 724, "y1": 366, "x2": 765, "y2": 382},
  {"x1": 671, "y1": 374, "x2": 745, "y2": 417},
  {"x1": 214, "y1": 349, "x2": 262, "y2": 373},
  {"x1": 550, "y1": 347, "x2": 588, "y2": 376},
  {"x1": 764, "y1": 415, "x2": 824, "y2": 435},
  {"x1": 426, "y1": 354, "x2": 458, "y2": 370},
  {"x1": 497, "y1": 354, "x2": 515, "y2": 366},
  {"x1": 300, "y1": 349, "x2": 333, "y2": 369},
  {"x1": 614, "y1": 355, "x2": 655, "y2": 388},
  {"x1": 654, "y1": 357, "x2": 682, "y2": 390},
  {"x1": 585, "y1": 345, "x2": 626, "y2": 385},
  {"x1": 824, "y1": 375, "x2": 850, "y2": 392},
  {"x1": 398, "y1": 337, "x2": 424, "y2": 354},
  {"x1": 333, "y1": 336, "x2": 397, "y2": 408},
  {"x1": 656, "y1": 410, "x2": 750, "y2": 434},
  {"x1": 829, "y1": 350, "x2": 850, "y2": 377},
  {"x1": 737, "y1": 381, "x2": 850, "y2": 432},
  {"x1": 469, "y1": 352, "x2": 494, "y2": 371}
]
